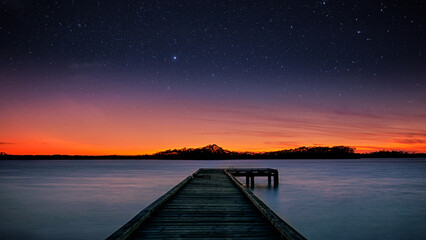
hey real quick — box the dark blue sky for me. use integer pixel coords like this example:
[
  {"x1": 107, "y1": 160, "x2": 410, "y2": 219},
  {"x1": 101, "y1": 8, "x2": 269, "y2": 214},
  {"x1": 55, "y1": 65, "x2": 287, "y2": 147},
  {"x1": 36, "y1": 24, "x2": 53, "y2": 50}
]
[{"x1": 2, "y1": 1, "x2": 425, "y2": 75}]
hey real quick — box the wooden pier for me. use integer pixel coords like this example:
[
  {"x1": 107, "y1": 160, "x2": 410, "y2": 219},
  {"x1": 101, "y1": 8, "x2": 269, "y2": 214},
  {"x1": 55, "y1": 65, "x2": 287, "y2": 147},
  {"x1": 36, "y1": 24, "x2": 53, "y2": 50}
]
[
  {"x1": 226, "y1": 168, "x2": 279, "y2": 188},
  {"x1": 107, "y1": 168, "x2": 306, "y2": 240}
]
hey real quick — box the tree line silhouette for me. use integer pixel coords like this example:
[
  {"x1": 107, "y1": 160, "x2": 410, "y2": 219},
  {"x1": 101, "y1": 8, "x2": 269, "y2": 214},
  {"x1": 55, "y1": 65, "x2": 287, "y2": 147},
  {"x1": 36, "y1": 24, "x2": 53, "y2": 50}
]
[
  {"x1": 1, "y1": 144, "x2": 424, "y2": 160},
  {"x1": 150, "y1": 144, "x2": 357, "y2": 159}
]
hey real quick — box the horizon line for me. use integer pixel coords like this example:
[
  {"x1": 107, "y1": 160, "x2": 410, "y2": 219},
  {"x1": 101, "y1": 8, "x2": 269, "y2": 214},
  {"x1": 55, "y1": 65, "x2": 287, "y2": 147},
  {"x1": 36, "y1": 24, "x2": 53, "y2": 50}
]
[{"x1": 1, "y1": 144, "x2": 424, "y2": 156}]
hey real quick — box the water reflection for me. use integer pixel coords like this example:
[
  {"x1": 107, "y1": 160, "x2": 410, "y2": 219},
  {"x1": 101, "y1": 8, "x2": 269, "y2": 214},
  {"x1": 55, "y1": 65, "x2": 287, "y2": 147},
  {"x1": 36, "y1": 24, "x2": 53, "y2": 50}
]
[{"x1": 0, "y1": 159, "x2": 425, "y2": 240}]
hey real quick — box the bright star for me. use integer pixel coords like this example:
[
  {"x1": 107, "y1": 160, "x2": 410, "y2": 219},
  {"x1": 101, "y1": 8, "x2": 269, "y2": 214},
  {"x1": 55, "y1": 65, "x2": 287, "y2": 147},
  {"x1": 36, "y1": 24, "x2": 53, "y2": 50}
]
[{"x1": 173, "y1": 56, "x2": 177, "y2": 60}]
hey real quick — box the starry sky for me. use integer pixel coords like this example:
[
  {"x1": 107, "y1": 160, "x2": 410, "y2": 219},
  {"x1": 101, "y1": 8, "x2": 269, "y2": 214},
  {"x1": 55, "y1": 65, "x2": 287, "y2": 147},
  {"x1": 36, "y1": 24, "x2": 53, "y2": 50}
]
[{"x1": 1, "y1": 0, "x2": 425, "y2": 155}]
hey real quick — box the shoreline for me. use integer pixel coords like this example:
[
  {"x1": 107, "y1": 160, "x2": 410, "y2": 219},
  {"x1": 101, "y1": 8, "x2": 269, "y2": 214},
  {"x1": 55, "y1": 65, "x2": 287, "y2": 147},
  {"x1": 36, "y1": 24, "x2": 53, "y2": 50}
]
[{"x1": 1, "y1": 155, "x2": 425, "y2": 160}]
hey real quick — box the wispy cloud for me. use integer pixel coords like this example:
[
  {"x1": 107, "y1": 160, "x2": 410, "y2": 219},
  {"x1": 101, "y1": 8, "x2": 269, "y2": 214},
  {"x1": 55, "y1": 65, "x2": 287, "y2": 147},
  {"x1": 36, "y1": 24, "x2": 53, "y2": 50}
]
[
  {"x1": 332, "y1": 108, "x2": 382, "y2": 119},
  {"x1": 197, "y1": 130, "x2": 294, "y2": 138},
  {"x1": 264, "y1": 141, "x2": 300, "y2": 148},
  {"x1": 393, "y1": 138, "x2": 425, "y2": 144},
  {"x1": 185, "y1": 101, "x2": 426, "y2": 152}
]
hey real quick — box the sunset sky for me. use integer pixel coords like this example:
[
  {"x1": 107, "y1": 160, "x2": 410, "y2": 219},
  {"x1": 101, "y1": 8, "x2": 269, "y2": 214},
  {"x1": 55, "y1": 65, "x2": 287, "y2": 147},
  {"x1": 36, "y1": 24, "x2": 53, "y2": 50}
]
[{"x1": 1, "y1": 1, "x2": 425, "y2": 155}]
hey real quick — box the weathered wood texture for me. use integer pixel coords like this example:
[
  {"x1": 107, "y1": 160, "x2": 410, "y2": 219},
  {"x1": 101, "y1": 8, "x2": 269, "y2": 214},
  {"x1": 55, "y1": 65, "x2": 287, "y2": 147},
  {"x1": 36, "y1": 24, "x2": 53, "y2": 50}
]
[{"x1": 107, "y1": 169, "x2": 306, "y2": 240}]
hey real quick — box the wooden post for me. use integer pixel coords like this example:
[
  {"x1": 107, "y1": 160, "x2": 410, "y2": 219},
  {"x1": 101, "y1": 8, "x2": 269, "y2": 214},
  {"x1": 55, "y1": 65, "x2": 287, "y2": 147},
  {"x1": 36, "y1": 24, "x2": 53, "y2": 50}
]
[
  {"x1": 250, "y1": 175, "x2": 254, "y2": 187},
  {"x1": 246, "y1": 176, "x2": 250, "y2": 187},
  {"x1": 268, "y1": 174, "x2": 271, "y2": 186},
  {"x1": 274, "y1": 171, "x2": 279, "y2": 187}
]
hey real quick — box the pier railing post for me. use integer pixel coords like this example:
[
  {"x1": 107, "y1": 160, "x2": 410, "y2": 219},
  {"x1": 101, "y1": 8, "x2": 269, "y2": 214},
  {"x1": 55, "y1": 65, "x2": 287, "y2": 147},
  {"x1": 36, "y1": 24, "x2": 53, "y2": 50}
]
[
  {"x1": 274, "y1": 171, "x2": 279, "y2": 187},
  {"x1": 268, "y1": 174, "x2": 272, "y2": 186},
  {"x1": 246, "y1": 176, "x2": 250, "y2": 187},
  {"x1": 250, "y1": 175, "x2": 254, "y2": 187}
]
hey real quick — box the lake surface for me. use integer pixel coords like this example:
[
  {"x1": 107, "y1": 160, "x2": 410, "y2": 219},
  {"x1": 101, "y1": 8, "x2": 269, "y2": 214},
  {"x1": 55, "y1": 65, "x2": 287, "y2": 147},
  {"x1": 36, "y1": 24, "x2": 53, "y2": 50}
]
[{"x1": 0, "y1": 159, "x2": 425, "y2": 240}]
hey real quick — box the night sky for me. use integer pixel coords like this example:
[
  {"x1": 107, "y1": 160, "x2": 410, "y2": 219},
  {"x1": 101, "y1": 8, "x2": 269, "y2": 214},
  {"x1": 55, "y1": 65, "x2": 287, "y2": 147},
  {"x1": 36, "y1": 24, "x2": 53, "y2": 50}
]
[{"x1": 1, "y1": 0, "x2": 425, "y2": 154}]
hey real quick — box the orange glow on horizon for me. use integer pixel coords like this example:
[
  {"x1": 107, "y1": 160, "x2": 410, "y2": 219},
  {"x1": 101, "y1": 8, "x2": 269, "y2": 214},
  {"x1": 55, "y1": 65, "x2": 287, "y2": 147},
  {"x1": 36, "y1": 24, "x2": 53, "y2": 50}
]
[
  {"x1": 1, "y1": 73, "x2": 425, "y2": 156},
  {"x1": 1, "y1": 94, "x2": 425, "y2": 155}
]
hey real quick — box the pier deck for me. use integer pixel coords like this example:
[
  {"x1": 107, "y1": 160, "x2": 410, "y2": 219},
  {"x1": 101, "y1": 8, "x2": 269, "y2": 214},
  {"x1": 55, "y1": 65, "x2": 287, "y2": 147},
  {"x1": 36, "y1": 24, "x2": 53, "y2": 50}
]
[{"x1": 107, "y1": 168, "x2": 306, "y2": 240}]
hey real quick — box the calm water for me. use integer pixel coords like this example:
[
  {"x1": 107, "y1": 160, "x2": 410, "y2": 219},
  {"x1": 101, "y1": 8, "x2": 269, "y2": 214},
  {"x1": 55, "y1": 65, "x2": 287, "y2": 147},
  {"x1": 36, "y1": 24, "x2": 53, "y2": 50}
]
[{"x1": 0, "y1": 159, "x2": 425, "y2": 240}]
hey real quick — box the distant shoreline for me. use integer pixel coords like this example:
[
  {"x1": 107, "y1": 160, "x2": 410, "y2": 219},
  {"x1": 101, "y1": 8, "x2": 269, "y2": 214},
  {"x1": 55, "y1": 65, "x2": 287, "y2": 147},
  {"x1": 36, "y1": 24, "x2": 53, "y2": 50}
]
[
  {"x1": 1, "y1": 144, "x2": 424, "y2": 160},
  {"x1": 1, "y1": 154, "x2": 425, "y2": 160}
]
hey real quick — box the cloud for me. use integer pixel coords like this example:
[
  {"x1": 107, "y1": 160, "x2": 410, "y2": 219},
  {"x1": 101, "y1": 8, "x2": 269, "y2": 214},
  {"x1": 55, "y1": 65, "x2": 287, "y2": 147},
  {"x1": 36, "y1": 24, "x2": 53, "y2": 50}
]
[
  {"x1": 400, "y1": 132, "x2": 426, "y2": 138},
  {"x1": 332, "y1": 108, "x2": 382, "y2": 119},
  {"x1": 0, "y1": 142, "x2": 14, "y2": 151},
  {"x1": 311, "y1": 143, "x2": 327, "y2": 146},
  {"x1": 188, "y1": 105, "x2": 423, "y2": 143},
  {"x1": 393, "y1": 138, "x2": 425, "y2": 144},
  {"x1": 197, "y1": 130, "x2": 294, "y2": 138},
  {"x1": 264, "y1": 141, "x2": 300, "y2": 148}
]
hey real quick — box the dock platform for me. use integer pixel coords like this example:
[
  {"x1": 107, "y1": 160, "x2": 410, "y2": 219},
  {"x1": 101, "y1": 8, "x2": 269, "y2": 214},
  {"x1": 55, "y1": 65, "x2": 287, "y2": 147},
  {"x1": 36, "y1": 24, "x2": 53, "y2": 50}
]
[{"x1": 107, "y1": 168, "x2": 306, "y2": 240}]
